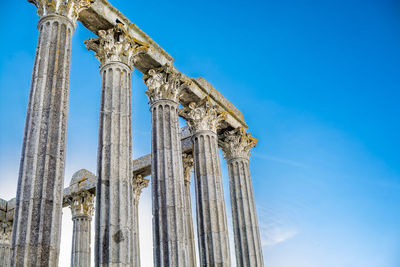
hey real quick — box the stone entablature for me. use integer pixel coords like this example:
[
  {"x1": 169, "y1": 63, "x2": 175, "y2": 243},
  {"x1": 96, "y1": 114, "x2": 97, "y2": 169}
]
[{"x1": 66, "y1": 169, "x2": 96, "y2": 218}]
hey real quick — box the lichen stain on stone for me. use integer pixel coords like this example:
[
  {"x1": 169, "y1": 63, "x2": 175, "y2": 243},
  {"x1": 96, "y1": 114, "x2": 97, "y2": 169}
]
[{"x1": 113, "y1": 230, "x2": 124, "y2": 243}]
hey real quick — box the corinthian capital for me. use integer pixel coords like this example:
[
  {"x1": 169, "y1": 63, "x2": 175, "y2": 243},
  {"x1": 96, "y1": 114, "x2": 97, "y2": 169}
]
[
  {"x1": 143, "y1": 63, "x2": 190, "y2": 104},
  {"x1": 84, "y1": 24, "x2": 148, "y2": 68},
  {"x1": 29, "y1": 0, "x2": 93, "y2": 22},
  {"x1": 0, "y1": 221, "x2": 12, "y2": 244},
  {"x1": 179, "y1": 97, "x2": 226, "y2": 134},
  {"x1": 220, "y1": 127, "x2": 258, "y2": 160},
  {"x1": 68, "y1": 191, "x2": 95, "y2": 218},
  {"x1": 131, "y1": 175, "x2": 149, "y2": 201},
  {"x1": 182, "y1": 153, "x2": 194, "y2": 185}
]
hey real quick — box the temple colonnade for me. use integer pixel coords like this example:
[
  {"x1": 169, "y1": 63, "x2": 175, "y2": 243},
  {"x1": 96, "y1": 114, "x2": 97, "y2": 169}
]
[{"x1": 1, "y1": 0, "x2": 264, "y2": 266}]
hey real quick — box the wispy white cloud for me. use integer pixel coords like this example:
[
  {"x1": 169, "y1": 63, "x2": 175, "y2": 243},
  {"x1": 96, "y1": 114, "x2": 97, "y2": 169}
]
[
  {"x1": 257, "y1": 205, "x2": 299, "y2": 247},
  {"x1": 259, "y1": 223, "x2": 298, "y2": 247}
]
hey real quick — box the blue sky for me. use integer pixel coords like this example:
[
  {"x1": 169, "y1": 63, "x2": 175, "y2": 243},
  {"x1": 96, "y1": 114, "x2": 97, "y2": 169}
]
[{"x1": 1, "y1": 0, "x2": 400, "y2": 266}]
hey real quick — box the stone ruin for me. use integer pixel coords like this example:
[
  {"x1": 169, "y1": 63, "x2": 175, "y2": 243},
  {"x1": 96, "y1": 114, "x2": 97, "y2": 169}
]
[{"x1": 0, "y1": 0, "x2": 264, "y2": 266}]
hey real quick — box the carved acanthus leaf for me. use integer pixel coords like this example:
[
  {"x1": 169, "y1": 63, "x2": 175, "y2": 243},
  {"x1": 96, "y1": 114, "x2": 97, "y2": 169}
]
[
  {"x1": 68, "y1": 190, "x2": 95, "y2": 218},
  {"x1": 179, "y1": 97, "x2": 226, "y2": 134},
  {"x1": 131, "y1": 175, "x2": 149, "y2": 201},
  {"x1": 220, "y1": 127, "x2": 258, "y2": 160},
  {"x1": 30, "y1": 0, "x2": 94, "y2": 22},
  {"x1": 84, "y1": 24, "x2": 148, "y2": 68},
  {"x1": 182, "y1": 153, "x2": 194, "y2": 184},
  {"x1": 0, "y1": 221, "x2": 12, "y2": 243},
  {"x1": 143, "y1": 63, "x2": 190, "y2": 104}
]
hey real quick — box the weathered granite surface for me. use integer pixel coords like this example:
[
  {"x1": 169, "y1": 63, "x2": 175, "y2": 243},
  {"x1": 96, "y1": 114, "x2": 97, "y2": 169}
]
[
  {"x1": 144, "y1": 65, "x2": 189, "y2": 266},
  {"x1": 85, "y1": 26, "x2": 136, "y2": 266},
  {"x1": 180, "y1": 98, "x2": 231, "y2": 266},
  {"x1": 221, "y1": 128, "x2": 264, "y2": 267},
  {"x1": 12, "y1": 1, "x2": 93, "y2": 265},
  {"x1": 0, "y1": 198, "x2": 13, "y2": 267}
]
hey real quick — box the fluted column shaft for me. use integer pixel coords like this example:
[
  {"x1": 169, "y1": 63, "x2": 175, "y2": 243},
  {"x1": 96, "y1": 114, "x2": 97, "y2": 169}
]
[
  {"x1": 0, "y1": 243, "x2": 11, "y2": 267},
  {"x1": 192, "y1": 131, "x2": 230, "y2": 266},
  {"x1": 183, "y1": 154, "x2": 197, "y2": 267},
  {"x1": 12, "y1": 8, "x2": 78, "y2": 266},
  {"x1": 180, "y1": 98, "x2": 230, "y2": 266},
  {"x1": 150, "y1": 100, "x2": 188, "y2": 266},
  {"x1": 227, "y1": 158, "x2": 263, "y2": 266},
  {"x1": 221, "y1": 128, "x2": 263, "y2": 267},
  {"x1": 84, "y1": 25, "x2": 145, "y2": 266},
  {"x1": 95, "y1": 61, "x2": 134, "y2": 266},
  {"x1": 71, "y1": 216, "x2": 92, "y2": 267},
  {"x1": 69, "y1": 191, "x2": 95, "y2": 267},
  {"x1": 144, "y1": 65, "x2": 189, "y2": 266},
  {"x1": 132, "y1": 198, "x2": 140, "y2": 267}
]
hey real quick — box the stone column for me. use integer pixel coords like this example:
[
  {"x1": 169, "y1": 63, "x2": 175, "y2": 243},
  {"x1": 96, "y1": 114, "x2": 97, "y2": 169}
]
[
  {"x1": 180, "y1": 98, "x2": 231, "y2": 266},
  {"x1": 131, "y1": 174, "x2": 149, "y2": 267},
  {"x1": 0, "y1": 208, "x2": 12, "y2": 267},
  {"x1": 69, "y1": 191, "x2": 95, "y2": 267},
  {"x1": 12, "y1": 1, "x2": 92, "y2": 266},
  {"x1": 143, "y1": 64, "x2": 190, "y2": 266},
  {"x1": 182, "y1": 153, "x2": 197, "y2": 267},
  {"x1": 84, "y1": 25, "x2": 147, "y2": 266},
  {"x1": 221, "y1": 127, "x2": 263, "y2": 267}
]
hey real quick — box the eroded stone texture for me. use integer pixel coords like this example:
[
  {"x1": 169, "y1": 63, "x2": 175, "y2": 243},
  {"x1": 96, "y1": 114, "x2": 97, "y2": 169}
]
[
  {"x1": 143, "y1": 64, "x2": 190, "y2": 266},
  {"x1": 0, "y1": 220, "x2": 12, "y2": 267},
  {"x1": 131, "y1": 175, "x2": 149, "y2": 267},
  {"x1": 67, "y1": 170, "x2": 96, "y2": 267},
  {"x1": 0, "y1": 199, "x2": 13, "y2": 267},
  {"x1": 182, "y1": 153, "x2": 197, "y2": 267},
  {"x1": 12, "y1": 1, "x2": 92, "y2": 266},
  {"x1": 221, "y1": 128, "x2": 263, "y2": 267},
  {"x1": 85, "y1": 26, "x2": 139, "y2": 266},
  {"x1": 29, "y1": 0, "x2": 92, "y2": 23},
  {"x1": 180, "y1": 98, "x2": 231, "y2": 266}
]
